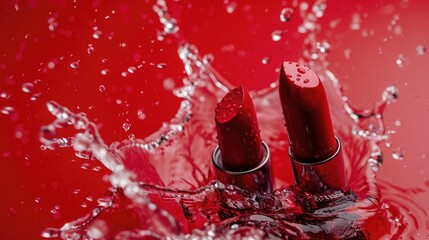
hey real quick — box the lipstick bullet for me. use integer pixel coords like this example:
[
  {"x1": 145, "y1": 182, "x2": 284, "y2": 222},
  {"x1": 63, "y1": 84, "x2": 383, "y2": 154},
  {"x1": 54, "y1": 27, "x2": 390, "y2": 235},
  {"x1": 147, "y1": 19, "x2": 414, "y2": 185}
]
[
  {"x1": 279, "y1": 61, "x2": 348, "y2": 203},
  {"x1": 213, "y1": 86, "x2": 272, "y2": 193}
]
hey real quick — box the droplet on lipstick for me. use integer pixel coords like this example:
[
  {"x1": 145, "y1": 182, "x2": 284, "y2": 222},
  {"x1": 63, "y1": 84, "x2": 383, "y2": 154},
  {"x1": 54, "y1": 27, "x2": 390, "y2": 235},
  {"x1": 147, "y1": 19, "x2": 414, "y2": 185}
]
[
  {"x1": 297, "y1": 68, "x2": 306, "y2": 74},
  {"x1": 303, "y1": 79, "x2": 309, "y2": 83}
]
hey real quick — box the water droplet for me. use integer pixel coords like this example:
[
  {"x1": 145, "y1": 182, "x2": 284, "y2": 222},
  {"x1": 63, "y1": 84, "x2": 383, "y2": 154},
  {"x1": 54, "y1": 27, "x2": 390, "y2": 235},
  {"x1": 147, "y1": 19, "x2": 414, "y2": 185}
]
[
  {"x1": 70, "y1": 61, "x2": 80, "y2": 69},
  {"x1": 127, "y1": 66, "x2": 137, "y2": 74},
  {"x1": 22, "y1": 82, "x2": 35, "y2": 93},
  {"x1": 47, "y1": 61, "x2": 55, "y2": 69},
  {"x1": 382, "y1": 85, "x2": 399, "y2": 103},
  {"x1": 137, "y1": 109, "x2": 146, "y2": 120},
  {"x1": 119, "y1": 42, "x2": 127, "y2": 48},
  {"x1": 1, "y1": 106, "x2": 14, "y2": 115},
  {"x1": 87, "y1": 44, "x2": 95, "y2": 54},
  {"x1": 100, "y1": 69, "x2": 109, "y2": 75},
  {"x1": 122, "y1": 122, "x2": 131, "y2": 132},
  {"x1": 394, "y1": 119, "x2": 401, "y2": 127},
  {"x1": 203, "y1": 54, "x2": 214, "y2": 64},
  {"x1": 226, "y1": 2, "x2": 237, "y2": 14},
  {"x1": 416, "y1": 44, "x2": 427, "y2": 56},
  {"x1": 312, "y1": 1, "x2": 327, "y2": 18},
  {"x1": 163, "y1": 78, "x2": 175, "y2": 90},
  {"x1": 297, "y1": 68, "x2": 306, "y2": 74},
  {"x1": 156, "y1": 63, "x2": 166, "y2": 69},
  {"x1": 81, "y1": 203, "x2": 87, "y2": 208},
  {"x1": 280, "y1": 8, "x2": 293, "y2": 22},
  {"x1": 128, "y1": 134, "x2": 135, "y2": 140},
  {"x1": 35, "y1": 197, "x2": 41, "y2": 203},
  {"x1": 271, "y1": 30, "x2": 283, "y2": 42},
  {"x1": 344, "y1": 48, "x2": 352, "y2": 59},
  {"x1": 392, "y1": 147, "x2": 404, "y2": 160},
  {"x1": 395, "y1": 54, "x2": 408, "y2": 68},
  {"x1": 99, "y1": 85, "x2": 105, "y2": 92},
  {"x1": 303, "y1": 79, "x2": 309, "y2": 83},
  {"x1": 93, "y1": 30, "x2": 102, "y2": 39},
  {"x1": 261, "y1": 57, "x2": 270, "y2": 64}
]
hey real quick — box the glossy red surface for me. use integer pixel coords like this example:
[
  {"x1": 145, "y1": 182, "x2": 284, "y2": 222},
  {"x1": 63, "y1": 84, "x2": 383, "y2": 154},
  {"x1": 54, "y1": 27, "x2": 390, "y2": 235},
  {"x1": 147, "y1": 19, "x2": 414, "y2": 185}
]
[
  {"x1": 215, "y1": 86, "x2": 263, "y2": 171},
  {"x1": 1, "y1": 0, "x2": 429, "y2": 239},
  {"x1": 279, "y1": 61, "x2": 337, "y2": 162}
]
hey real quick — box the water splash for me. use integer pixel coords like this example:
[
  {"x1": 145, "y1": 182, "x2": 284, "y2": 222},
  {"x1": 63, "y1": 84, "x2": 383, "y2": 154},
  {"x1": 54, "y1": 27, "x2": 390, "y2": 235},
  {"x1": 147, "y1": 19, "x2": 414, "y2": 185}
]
[{"x1": 38, "y1": 0, "x2": 428, "y2": 239}]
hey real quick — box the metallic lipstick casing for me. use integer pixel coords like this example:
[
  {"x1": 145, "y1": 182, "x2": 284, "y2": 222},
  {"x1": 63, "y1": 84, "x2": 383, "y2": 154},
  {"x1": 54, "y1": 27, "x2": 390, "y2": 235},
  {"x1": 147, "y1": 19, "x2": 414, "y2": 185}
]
[
  {"x1": 279, "y1": 61, "x2": 348, "y2": 203},
  {"x1": 212, "y1": 141, "x2": 272, "y2": 193},
  {"x1": 213, "y1": 86, "x2": 272, "y2": 193},
  {"x1": 290, "y1": 136, "x2": 348, "y2": 203}
]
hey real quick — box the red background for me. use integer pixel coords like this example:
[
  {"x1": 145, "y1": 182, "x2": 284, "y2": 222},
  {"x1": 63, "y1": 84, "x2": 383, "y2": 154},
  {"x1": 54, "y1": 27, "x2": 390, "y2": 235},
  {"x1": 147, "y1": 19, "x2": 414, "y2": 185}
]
[{"x1": 1, "y1": 0, "x2": 428, "y2": 239}]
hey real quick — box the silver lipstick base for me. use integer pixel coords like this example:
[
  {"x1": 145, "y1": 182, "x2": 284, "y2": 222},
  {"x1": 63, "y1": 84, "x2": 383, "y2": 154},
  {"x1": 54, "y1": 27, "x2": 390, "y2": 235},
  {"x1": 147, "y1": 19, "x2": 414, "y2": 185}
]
[
  {"x1": 212, "y1": 141, "x2": 272, "y2": 193},
  {"x1": 290, "y1": 136, "x2": 349, "y2": 204}
]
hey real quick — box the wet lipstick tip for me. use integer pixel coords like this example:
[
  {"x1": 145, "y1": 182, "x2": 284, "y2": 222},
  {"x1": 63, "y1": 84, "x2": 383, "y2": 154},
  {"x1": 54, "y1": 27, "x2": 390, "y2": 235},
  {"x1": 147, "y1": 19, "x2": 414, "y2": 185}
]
[
  {"x1": 280, "y1": 61, "x2": 320, "y2": 89},
  {"x1": 215, "y1": 86, "x2": 263, "y2": 171}
]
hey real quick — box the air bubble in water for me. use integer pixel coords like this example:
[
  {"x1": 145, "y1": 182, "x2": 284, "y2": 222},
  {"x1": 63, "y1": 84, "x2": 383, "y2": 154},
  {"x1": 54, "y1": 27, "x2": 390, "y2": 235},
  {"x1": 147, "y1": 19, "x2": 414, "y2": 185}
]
[
  {"x1": 416, "y1": 44, "x2": 427, "y2": 56},
  {"x1": 70, "y1": 61, "x2": 80, "y2": 69},
  {"x1": 392, "y1": 147, "x2": 404, "y2": 160},
  {"x1": 271, "y1": 30, "x2": 283, "y2": 42},
  {"x1": 22, "y1": 82, "x2": 35, "y2": 93},
  {"x1": 280, "y1": 8, "x2": 293, "y2": 22},
  {"x1": 122, "y1": 122, "x2": 131, "y2": 132}
]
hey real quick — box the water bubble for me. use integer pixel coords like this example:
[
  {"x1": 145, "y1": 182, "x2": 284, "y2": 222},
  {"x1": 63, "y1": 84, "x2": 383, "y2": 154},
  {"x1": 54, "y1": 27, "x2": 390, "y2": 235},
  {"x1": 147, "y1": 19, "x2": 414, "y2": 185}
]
[
  {"x1": 163, "y1": 78, "x2": 175, "y2": 90},
  {"x1": 22, "y1": 82, "x2": 35, "y2": 93},
  {"x1": 121, "y1": 72, "x2": 128, "y2": 77},
  {"x1": 392, "y1": 147, "x2": 404, "y2": 160},
  {"x1": 261, "y1": 57, "x2": 270, "y2": 64},
  {"x1": 382, "y1": 85, "x2": 399, "y2": 103},
  {"x1": 35, "y1": 197, "x2": 41, "y2": 203},
  {"x1": 137, "y1": 109, "x2": 146, "y2": 120},
  {"x1": 156, "y1": 63, "x2": 167, "y2": 69},
  {"x1": 271, "y1": 30, "x2": 283, "y2": 42},
  {"x1": 1, "y1": 106, "x2": 14, "y2": 115},
  {"x1": 317, "y1": 40, "x2": 331, "y2": 54},
  {"x1": 70, "y1": 61, "x2": 80, "y2": 69},
  {"x1": 297, "y1": 68, "x2": 306, "y2": 74},
  {"x1": 122, "y1": 122, "x2": 131, "y2": 132},
  {"x1": 81, "y1": 203, "x2": 87, "y2": 208},
  {"x1": 416, "y1": 44, "x2": 427, "y2": 56},
  {"x1": 280, "y1": 8, "x2": 293, "y2": 22},
  {"x1": 303, "y1": 79, "x2": 309, "y2": 83},
  {"x1": 99, "y1": 85, "x2": 105, "y2": 92}
]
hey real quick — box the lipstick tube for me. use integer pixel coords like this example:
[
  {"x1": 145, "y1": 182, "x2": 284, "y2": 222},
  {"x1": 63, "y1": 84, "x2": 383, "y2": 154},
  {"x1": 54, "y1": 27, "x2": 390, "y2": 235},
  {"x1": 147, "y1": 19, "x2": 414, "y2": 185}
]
[
  {"x1": 213, "y1": 86, "x2": 272, "y2": 193},
  {"x1": 279, "y1": 61, "x2": 349, "y2": 203},
  {"x1": 290, "y1": 136, "x2": 348, "y2": 203},
  {"x1": 212, "y1": 141, "x2": 272, "y2": 193}
]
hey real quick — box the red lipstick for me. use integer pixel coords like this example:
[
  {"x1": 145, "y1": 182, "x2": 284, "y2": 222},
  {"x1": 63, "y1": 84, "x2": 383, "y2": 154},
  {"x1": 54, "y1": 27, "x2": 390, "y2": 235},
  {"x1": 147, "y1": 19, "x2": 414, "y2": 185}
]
[
  {"x1": 279, "y1": 61, "x2": 348, "y2": 202},
  {"x1": 213, "y1": 86, "x2": 272, "y2": 193}
]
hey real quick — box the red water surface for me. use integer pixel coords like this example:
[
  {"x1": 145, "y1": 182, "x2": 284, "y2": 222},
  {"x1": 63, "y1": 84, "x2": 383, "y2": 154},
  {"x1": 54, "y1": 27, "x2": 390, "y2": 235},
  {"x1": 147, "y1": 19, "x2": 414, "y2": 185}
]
[{"x1": 1, "y1": 0, "x2": 429, "y2": 239}]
